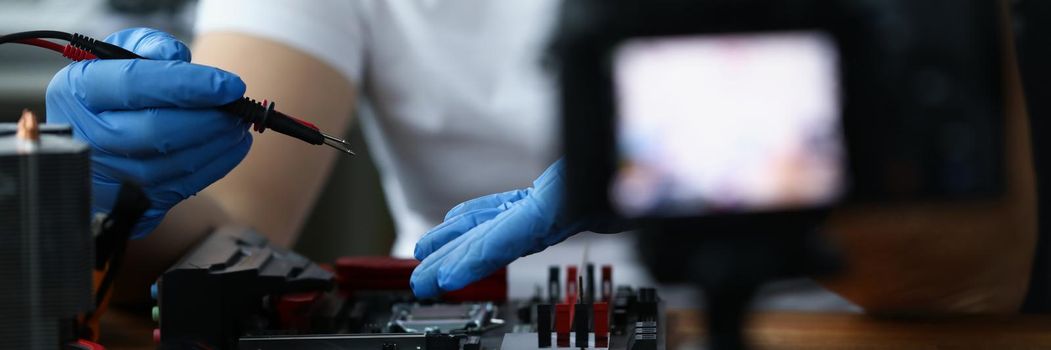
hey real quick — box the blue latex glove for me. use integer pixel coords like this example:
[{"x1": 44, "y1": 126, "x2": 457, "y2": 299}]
[
  {"x1": 411, "y1": 159, "x2": 620, "y2": 298},
  {"x1": 45, "y1": 28, "x2": 251, "y2": 238}
]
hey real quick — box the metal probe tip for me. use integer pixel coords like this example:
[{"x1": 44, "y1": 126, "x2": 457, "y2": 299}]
[{"x1": 321, "y1": 132, "x2": 356, "y2": 155}]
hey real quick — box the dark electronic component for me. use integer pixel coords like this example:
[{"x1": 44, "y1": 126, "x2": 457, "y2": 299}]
[
  {"x1": 387, "y1": 302, "x2": 498, "y2": 333},
  {"x1": 501, "y1": 287, "x2": 663, "y2": 349},
  {"x1": 517, "y1": 302, "x2": 534, "y2": 324},
  {"x1": 425, "y1": 333, "x2": 462, "y2": 350},
  {"x1": 628, "y1": 321, "x2": 659, "y2": 350},
  {"x1": 635, "y1": 321, "x2": 657, "y2": 334},
  {"x1": 156, "y1": 227, "x2": 334, "y2": 349},
  {"x1": 548, "y1": 265, "x2": 561, "y2": 304},
  {"x1": 601, "y1": 265, "x2": 613, "y2": 302},
  {"x1": 239, "y1": 333, "x2": 449, "y2": 350},
  {"x1": 566, "y1": 266, "x2": 578, "y2": 305},
  {"x1": 536, "y1": 304, "x2": 552, "y2": 348},
  {"x1": 629, "y1": 334, "x2": 658, "y2": 350},
  {"x1": 463, "y1": 335, "x2": 482, "y2": 350},
  {"x1": 611, "y1": 286, "x2": 636, "y2": 334},
  {"x1": 586, "y1": 263, "x2": 596, "y2": 304},
  {"x1": 0, "y1": 117, "x2": 92, "y2": 348},
  {"x1": 573, "y1": 303, "x2": 590, "y2": 347},
  {"x1": 578, "y1": 276, "x2": 584, "y2": 301},
  {"x1": 636, "y1": 288, "x2": 658, "y2": 322}
]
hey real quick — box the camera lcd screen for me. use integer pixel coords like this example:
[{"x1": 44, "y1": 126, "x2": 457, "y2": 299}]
[{"x1": 610, "y1": 31, "x2": 845, "y2": 217}]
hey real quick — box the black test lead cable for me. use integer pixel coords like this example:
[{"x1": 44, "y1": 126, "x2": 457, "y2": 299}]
[{"x1": 0, "y1": 31, "x2": 356, "y2": 155}]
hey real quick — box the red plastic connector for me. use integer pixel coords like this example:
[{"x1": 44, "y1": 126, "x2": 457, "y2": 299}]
[
  {"x1": 555, "y1": 303, "x2": 572, "y2": 347},
  {"x1": 62, "y1": 43, "x2": 97, "y2": 61},
  {"x1": 594, "y1": 302, "x2": 610, "y2": 347},
  {"x1": 333, "y1": 256, "x2": 507, "y2": 302},
  {"x1": 275, "y1": 291, "x2": 323, "y2": 331},
  {"x1": 566, "y1": 265, "x2": 578, "y2": 305}
]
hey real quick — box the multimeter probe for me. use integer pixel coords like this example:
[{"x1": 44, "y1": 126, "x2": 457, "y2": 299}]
[{"x1": 0, "y1": 30, "x2": 355, "y2": 155}]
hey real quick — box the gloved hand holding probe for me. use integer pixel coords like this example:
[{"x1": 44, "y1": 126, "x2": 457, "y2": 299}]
[
  {"x1": 45, "y1": 28, "x2": 252, "y2": 238},
  {"x1": 411, "y1": 160, "x2": 625, "y2": 298}
]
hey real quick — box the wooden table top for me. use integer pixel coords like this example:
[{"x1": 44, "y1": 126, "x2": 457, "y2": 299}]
[
  {"x1": 668, "y1": 311, "x2": 1051, "y2": 349},
  {"x1": 100, "y1": 308, "x2": 1051, "y2": 349}
]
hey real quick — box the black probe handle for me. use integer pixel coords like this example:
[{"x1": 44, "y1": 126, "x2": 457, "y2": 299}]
[
  {"x1": 70, "y1": 33, "x2": 144, "y2": 60},
  {"x1": 76, "y1": 34, "x2": 327, "y2": 146},
  {"x1": 221, "y1": 98, "x2": 325, "y2": 145},
  {"x1": 266, "y1": 112, "x2": 325, "y2": 145}
]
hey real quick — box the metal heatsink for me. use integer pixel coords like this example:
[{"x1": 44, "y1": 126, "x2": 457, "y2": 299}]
[{"x1": 0, "y1": 129, "x2": 92, "y2": 348}]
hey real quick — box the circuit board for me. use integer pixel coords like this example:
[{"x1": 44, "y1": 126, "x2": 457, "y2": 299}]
[{"x1": 152, "y1": 227, "x2": 664, "y2": 350}]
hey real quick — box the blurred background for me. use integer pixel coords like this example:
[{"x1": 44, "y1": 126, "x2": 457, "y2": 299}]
[
  {"x1": 0, "y1": 0, "x2": 397, "y2": 261},
  {"x1": 0, "y1": 0, "x2": 861, "y2": 314}
]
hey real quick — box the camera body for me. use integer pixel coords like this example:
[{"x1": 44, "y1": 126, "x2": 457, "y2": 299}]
[{"x1": 558, "y1": 0, "x2": 1005, "y2": 229}]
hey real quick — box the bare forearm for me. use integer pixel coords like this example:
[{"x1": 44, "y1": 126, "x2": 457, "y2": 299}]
[
  {"x1": 191, "y1": 32, "x2": 357, "y2": 247},
  {"x1": 114, "y1": 32, "x2": 356, "y2": 305}
]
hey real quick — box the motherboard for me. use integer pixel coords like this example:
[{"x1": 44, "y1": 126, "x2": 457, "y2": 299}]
[{"x1": 151, "y1": 227, "x2": 664, "y2": 350}]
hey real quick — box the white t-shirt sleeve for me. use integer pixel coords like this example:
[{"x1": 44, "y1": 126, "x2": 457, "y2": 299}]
[{"x1": 194, "y1": 0, "x2": 368, "y2": 84}]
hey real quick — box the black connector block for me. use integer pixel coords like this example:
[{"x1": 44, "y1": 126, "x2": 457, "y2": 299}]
[
  {"x1": 574, "y1": 303, "x2": 590, "y2": 347},
  {"x1": 69, "y1": 32, "x2": 143, "y2": 59},
  {"x1": 548, "y1": 265, "x2": 561, "y2": 303},
  {"x1": 536, "y1": 304, "x2": 552, "y2": 347},
  {"x1": 222, "y1": 98, "x2": 325, "y2": 145},
  {"x1": 157, "y1": 227, "x2": 333, "y2": 349}
]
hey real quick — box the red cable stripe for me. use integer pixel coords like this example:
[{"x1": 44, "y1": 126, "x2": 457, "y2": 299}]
[
  {"x1": 15, "y1": 38, "x2": 65, "y2": 54},
  {"x1": 61, "y1": 44, "x2": 97, "y2": 61},
  {"x1": 289, "y1": 116, "x2": 319, "y2": 131},
  {"x1": 15, "y1": 39, "x2": 99, "y2": 61}
]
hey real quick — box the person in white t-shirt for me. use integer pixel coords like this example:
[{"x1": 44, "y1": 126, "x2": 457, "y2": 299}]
[
  {"x1": 189, "y1": 0, "x2": 601, "y2": 297},
  {"x1": 45, "y1": 1, "x2": 1035, "y2": 312},
  {"x1": 46, "y1": 0, "x2": 620, "y2": 298}
]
